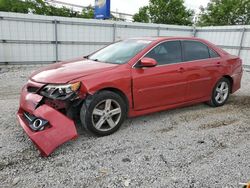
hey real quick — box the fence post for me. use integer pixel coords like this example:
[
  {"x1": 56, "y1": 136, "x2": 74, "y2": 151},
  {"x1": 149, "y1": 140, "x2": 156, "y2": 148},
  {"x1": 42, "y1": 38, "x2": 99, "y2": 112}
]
[
  {"x1": 238, "y1": 27, "x2": 246, "y2": 57},
  {"x1": 113, "y1": 23, "x2": 117, "y2": 42},
  {"x1": 54, "y1": 20, "x2": 59, "y2": 62},
  {"x1": 0, "y1": 16, "x2": 6, "y2": 64},
  {"x1": 157, "y1": 26, "x2": 160, "y2": 36},
  {"x1": 193, "y1": 26, "x2": 197, "y2": 37}
]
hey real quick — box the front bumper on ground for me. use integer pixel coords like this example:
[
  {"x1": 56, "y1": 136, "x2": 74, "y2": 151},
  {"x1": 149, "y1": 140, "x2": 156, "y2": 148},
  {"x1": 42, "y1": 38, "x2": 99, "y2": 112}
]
[{"x1": 17, "y1": 89, "x2": 78, "y2": 157}]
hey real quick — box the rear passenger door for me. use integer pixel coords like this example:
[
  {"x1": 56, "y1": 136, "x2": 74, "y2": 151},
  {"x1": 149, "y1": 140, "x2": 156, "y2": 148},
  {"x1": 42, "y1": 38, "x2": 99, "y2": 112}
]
[{"x1": 181, "y1": 40, "x2": 221, "y2": 101}]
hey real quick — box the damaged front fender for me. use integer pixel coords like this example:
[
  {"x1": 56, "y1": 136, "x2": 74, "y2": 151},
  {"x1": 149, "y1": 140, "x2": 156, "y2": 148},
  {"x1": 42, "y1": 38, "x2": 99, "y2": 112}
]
[{"x1": 17, "y1": 92, "x2": 78, "y2": 157}]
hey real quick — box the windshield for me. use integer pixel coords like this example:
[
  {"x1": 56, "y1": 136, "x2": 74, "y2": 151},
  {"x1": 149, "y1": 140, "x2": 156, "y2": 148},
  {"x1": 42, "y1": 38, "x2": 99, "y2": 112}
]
[{"x1": 88, "y1": 39, "x2": 152, "y2": 64}]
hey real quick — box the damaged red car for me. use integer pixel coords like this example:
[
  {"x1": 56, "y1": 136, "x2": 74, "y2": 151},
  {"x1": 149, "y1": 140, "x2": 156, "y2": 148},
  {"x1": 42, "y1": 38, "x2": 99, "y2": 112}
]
[{"x1": 17, "y1": 37, "x2": 243, "y2": 156}]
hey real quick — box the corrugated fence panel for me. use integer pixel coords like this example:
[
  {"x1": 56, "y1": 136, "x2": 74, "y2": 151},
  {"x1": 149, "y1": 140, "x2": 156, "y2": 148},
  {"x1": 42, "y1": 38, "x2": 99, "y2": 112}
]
[
  {"x1": 196, "y1": 26, "x2": 242, "y2": 47},
  {"x1": 2, "y1": 43, "x2": 54, "y2": 62},
  {"x1": 241, "y1": 27, "x2": 250, "y2": 66},
  {"x1": 0, "y1": 43, "x2": 5, "y2": 62},
  {"x1": 57, "y1": 18, "x2": 113, "y2": 60},
  {"x1": 116, "y1": 27, "x2": 157, "y2": 40},
  {"x1": 116, "y1": 22, "x2": 158, "y2": 40},
  {"x1": 0, "y1": 11, "x2": 249, "y2": 67},
  {"x1": 57, "y1": 22, "x2": 113, "y2": 42},
  {"x1": 243, "y1": 31, "x2": 250, "y2": 47},
  {"x1": 160, "y1": 29, "x2": 193, "y2": 36},
  {"x1": 159, "y1": 25, "x2": 193, "y2": 37},
  {"x1": 223, "y1": 49, "x2": 238, "y2": 56},
  {"x1": 1, "y1": 19, "x2": 54, "y2": 41},
  {"x1": 240, "y1": 50, "x2": 250, "y2": 66},
  {"x1": 59, "y1": 44, "x2": 105, "y2": 60}
]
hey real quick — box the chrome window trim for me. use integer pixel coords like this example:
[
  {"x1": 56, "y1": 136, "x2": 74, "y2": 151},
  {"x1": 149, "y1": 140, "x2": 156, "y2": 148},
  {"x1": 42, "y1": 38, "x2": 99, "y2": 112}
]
[{"x1": 132, "y1": 39, "x2": 222, "y2": 69}]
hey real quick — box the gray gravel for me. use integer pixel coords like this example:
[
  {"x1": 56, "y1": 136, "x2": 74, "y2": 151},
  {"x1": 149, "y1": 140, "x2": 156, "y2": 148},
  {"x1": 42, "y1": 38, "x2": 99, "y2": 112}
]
[{"x1": 0, "y1": 65, "x2": 249, "y2": 188}]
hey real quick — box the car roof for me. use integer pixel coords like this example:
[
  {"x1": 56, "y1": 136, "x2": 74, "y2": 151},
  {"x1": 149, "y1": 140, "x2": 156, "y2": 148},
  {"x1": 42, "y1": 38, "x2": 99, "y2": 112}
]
[{"x1": 130, "y1": 36, "x2": 200, "y2": 42}]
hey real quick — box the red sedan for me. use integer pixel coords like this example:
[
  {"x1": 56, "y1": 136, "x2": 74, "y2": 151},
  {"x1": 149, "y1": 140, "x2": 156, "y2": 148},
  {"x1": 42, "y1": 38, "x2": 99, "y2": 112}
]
[{"x1": 17, "y1": 37, "x2": 243, "y2": 156}]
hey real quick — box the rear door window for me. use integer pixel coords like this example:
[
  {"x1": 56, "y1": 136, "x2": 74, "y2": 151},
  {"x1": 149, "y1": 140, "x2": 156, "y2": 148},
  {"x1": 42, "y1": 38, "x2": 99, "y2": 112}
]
[{"x1": 182, "y1": 41, "x2": 210, "y2": 61}]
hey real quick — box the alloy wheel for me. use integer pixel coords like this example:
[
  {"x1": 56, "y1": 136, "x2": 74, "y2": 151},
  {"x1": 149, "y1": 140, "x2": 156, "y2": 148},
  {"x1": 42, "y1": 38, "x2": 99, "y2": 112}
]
[
  {"x1": 92, "y1": 99, "x2": 122, "y2": 131},
  {"x1": 215, "y1": 81, "x2": 229, "y2": 104}
]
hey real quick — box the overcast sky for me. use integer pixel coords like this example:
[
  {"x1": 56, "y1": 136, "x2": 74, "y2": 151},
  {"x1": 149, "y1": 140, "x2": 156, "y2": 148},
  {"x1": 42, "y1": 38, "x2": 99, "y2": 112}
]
[{"x1": 57, "y1": 0, "x2": 210, "y2": 14}]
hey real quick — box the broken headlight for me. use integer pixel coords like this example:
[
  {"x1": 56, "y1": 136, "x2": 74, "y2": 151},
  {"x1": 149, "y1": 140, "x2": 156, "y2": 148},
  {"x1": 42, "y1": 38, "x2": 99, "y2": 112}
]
[{"x1": 40, "y1": 82, "x2": 81, "y2": 100}]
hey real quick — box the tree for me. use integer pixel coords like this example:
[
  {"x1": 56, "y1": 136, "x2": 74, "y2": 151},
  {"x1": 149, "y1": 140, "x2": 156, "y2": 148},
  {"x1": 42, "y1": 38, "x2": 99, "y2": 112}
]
[
  {"x1": 133, "y1": 6, "x2": 150, "y2": 23},
  {"x1": 133, "y1": 0, "x2": 194, "y2": 25},
  {"x1": 0, "y1": 0, "x2": 30, "y2": 13},
  {"x1": 197, "y1": 0, "x2": 250, "y2": 26},
  {"x1": 80, "y1": 5, "x2": 94, "y2": 19},
  {"x1": 0, "y1": 0, "x2": 94, "y2": 19}
]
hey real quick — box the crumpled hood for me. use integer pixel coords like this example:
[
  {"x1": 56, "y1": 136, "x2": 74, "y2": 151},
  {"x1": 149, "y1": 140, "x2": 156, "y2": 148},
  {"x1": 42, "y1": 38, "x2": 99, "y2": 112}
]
[{"x1": 30, "y1": 59, "x2": 118, "y2": 84}]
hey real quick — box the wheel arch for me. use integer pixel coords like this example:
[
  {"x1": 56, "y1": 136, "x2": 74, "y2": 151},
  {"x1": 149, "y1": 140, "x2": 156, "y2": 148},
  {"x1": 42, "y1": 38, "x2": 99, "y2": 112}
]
[
  {"x1": 97, "y1": 87, "x2": 130, "y2": 114},
  {"x1": 222, "y1": 75, "x2": 233, "y2": 93}
]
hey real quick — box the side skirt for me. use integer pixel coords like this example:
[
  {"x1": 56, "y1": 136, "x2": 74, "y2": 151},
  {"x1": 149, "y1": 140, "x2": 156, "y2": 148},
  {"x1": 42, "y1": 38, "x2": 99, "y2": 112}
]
[{"x1": 128, "y1": 97, "x2": 210, "y2": 118}]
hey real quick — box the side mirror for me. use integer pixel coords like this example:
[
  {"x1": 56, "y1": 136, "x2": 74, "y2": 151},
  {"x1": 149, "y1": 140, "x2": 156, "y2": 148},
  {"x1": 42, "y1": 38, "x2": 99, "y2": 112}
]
[{"x1": 139, "y1": 57, "x2": 157, "y2": 68}]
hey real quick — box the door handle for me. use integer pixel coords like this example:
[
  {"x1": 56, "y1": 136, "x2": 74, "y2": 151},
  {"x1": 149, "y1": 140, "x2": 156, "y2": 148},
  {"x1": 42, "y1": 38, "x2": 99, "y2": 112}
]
[
  {"x1": 178, "y1": 67, "x2": 185, "y2": 73},
  {"x1": 216, "y1": 62, "x2": 221, "y2": 67}
]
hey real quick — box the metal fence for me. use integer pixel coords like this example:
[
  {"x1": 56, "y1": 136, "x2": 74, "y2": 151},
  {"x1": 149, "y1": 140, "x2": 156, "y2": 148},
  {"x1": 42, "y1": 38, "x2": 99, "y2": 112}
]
[{"x1": 0, "y1": 12, "x2": 249, "y2": 67}]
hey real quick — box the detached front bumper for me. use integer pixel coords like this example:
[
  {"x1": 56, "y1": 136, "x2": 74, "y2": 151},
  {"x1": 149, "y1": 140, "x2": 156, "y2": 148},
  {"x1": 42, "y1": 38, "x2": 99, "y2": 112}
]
[{"x1": 17, "y1": 88, "x2": 78, "y2": 157}]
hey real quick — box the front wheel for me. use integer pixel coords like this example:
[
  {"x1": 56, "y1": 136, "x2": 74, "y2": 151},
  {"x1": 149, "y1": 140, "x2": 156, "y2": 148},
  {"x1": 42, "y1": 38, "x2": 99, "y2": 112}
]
[
  {"x1": 80, "y1": 91, "x2": 127, "y2": 136},
  {"x1": 208, "y1": 77, "x2": 231, "y2": 107}
]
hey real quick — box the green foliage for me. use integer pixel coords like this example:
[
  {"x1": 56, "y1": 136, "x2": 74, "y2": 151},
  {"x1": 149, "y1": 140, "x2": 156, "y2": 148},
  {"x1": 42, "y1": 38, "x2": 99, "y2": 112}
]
[
  {"x1": 133, "y1": 6, "x2": 150, "y2": 23},
  {"x1": 81, "y1": 5, "x2": 94, "y2": 19},
  {"x1": 0, "y1": 0, "x2": 30, "y2": 13},
  {"x1": 133, "y1": 0, "x2": 194, "y2": 25},
  {"x1": 0, "y1": 0, "x2": 94, "y2": 19},
  {"x1": 197, "y1": 0, "x2": 250, "y2": 26}
]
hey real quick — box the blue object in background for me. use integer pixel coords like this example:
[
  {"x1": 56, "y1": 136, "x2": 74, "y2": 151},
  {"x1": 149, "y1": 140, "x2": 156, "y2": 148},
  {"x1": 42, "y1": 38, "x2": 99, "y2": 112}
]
[{"x1": 94, "y1": 0, "x2": 111, "y2": 19}]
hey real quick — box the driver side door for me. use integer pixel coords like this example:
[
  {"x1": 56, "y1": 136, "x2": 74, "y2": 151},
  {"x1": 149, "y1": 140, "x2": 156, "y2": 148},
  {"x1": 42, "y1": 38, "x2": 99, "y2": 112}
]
[{"x1": 131, "y1": 40, "x2": 188, "y2": 110}]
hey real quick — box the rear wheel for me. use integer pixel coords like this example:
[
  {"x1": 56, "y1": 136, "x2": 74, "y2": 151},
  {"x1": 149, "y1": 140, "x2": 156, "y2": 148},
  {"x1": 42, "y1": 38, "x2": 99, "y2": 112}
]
[
  {"x1": 80, "y1": 91, "x2": 126, "y2": 136},
  {"x1": 208, "y1": 77, "x2": 231, "y2": 107}
]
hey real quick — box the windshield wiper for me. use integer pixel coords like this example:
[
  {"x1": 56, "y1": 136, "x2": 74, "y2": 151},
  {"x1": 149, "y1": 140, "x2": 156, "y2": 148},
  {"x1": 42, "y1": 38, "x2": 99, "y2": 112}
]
[
  {"x1": 83, "y1": 55, "x2": 89, "y2": 59},
  {"x1": 90, "y1": 58, "x2": 104, "y2": 62},
  {"x1": 83, "y1": 55, "x2": 99, "y2": 62},
  {"x1": 88, "y1": 58, "x2": 114, "y2": 64}
]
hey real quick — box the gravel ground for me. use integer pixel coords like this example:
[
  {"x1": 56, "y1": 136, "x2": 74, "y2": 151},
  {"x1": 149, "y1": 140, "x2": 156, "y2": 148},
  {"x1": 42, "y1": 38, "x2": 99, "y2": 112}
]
[{"x1": 0, "y1": 65, "x2": 249, "y2": 188}]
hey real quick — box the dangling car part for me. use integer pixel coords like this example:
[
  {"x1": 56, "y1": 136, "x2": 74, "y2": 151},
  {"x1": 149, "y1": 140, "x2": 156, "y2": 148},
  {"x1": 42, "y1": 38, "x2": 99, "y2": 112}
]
[{"x1": 17, "y1": 81, "x2": 79, "y2": 157}]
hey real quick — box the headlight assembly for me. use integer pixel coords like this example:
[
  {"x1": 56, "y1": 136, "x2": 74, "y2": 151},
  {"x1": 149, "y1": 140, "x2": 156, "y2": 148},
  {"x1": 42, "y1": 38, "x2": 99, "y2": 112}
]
[{"x1": 40, "y1": 82, "x2": 81, "y2": 100}]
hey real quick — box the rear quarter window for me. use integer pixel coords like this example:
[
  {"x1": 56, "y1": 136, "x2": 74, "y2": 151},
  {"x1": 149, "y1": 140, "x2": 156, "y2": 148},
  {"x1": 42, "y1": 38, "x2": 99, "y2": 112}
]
[{"x1": 209, "y1": 48, "x2": 220, "y2": 58}]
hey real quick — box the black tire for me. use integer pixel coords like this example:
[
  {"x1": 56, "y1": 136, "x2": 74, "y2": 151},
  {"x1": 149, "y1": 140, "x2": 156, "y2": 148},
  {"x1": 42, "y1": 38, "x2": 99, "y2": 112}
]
[
  {"x1": 80, "y1": 90, "x2": 127, "y2": 136},
  {"x1": 207, "y1": 77, "x2": 231, "y2": 107}
]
